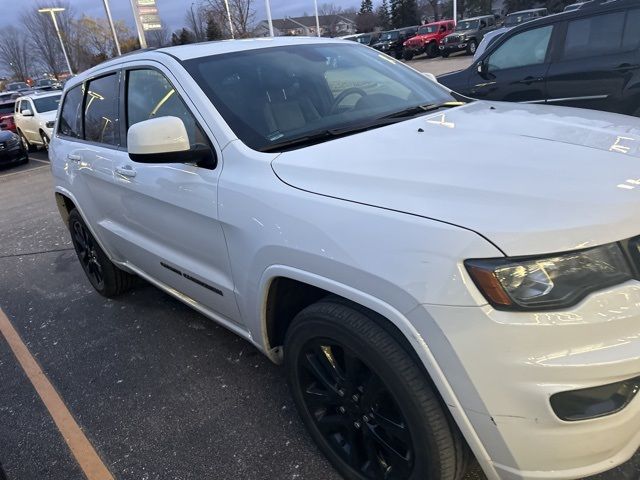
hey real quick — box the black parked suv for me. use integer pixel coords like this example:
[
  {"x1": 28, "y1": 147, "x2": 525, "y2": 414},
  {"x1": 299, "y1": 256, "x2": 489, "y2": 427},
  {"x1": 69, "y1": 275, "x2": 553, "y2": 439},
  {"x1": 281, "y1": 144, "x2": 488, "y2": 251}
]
[
  {"x1": 439, "y1": 0, "x2": 640, "y2": 117},
  {"x1": 439, "y1": 15, "x2": 497, "y2": 56},
  {"x1": 372, "y1": 26, "x2": 419, "y2": 58}
]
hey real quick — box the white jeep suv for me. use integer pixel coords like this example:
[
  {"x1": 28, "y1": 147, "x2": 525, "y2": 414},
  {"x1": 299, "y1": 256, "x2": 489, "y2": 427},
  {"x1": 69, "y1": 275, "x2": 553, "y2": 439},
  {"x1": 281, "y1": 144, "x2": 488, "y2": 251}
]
[
  {"x1": 50, "y1": 38, "x2": 640, "y2": 480},
  {"x1": 14, "y1": 91, "x2": 61, "y2": 150}
]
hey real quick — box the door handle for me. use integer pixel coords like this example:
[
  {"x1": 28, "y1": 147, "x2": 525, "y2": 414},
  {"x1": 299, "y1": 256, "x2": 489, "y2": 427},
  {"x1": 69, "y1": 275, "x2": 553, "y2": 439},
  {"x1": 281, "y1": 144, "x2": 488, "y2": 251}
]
[
  {"x1": 615, "y1": 63, "x2": 640, "y2": 73},
  {"x1": 516, "y1": 76, "x2": 544, "y2": 85},
  {"x1": 67, "y1": 154, "x2": 81, "y2": 162},
  {"x1": 115, "y1": 165, "x2": 137, "y2": 178}
]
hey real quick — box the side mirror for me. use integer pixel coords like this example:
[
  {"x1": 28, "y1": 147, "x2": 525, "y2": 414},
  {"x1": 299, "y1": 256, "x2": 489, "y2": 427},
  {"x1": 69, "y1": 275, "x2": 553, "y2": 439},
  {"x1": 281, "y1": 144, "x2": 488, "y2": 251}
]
[
  {"x1": 477, "y1": 61, "x2": 489, "y2": 77},
  {"x1": 422, "y1": 72, "x2": 438, "y2": 83},
  {"x1": 22, "y1": 109, "x2": 33, "y2": 116},
  {"x1": 127, "y1": 116, "x2": 214, "y2": 168}
]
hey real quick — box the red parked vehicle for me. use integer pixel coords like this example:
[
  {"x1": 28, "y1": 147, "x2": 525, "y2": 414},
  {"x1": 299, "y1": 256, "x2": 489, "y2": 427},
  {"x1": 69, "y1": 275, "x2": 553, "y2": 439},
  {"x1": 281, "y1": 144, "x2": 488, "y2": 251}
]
[
  {"x1": 402, "y1": 20, "x2": 455, "y2": 60},
  {"x1": 0, "y1": 101, "x2": 16, "y2": 133}
]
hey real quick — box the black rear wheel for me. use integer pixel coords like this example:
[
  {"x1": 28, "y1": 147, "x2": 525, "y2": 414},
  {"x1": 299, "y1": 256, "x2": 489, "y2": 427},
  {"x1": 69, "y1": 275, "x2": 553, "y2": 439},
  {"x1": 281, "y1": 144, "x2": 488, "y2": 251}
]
[
  {"x1": 285, "y1": 299, "x2": 468, "y2": 480},
  {"x1": 68, "y1": 209, "x2": 135, "y2": 297}
]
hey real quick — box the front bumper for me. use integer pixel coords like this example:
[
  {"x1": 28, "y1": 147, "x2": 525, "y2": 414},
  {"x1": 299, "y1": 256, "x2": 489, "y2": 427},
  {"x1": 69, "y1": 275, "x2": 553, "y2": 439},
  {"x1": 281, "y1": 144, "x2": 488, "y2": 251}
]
[
  {"x1": 440, "y1": 42, "x2": 468, "y2": 53},
  {"x1": 0, "y1": 143, "x2": 26, "y2": 165},
  {"x1": 418, "y1": 280, "x2": 640, "y2": 480}
]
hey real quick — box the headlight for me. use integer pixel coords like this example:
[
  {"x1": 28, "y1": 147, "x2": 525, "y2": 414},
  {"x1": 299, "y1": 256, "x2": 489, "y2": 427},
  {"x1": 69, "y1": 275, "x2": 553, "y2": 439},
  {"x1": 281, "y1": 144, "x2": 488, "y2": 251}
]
[
  {"x1": 46, "y1": 121, "x2": 55, "y2": 129},
  {"x1": 465, "y1": 243, "x2": 633, "y2": 310}
]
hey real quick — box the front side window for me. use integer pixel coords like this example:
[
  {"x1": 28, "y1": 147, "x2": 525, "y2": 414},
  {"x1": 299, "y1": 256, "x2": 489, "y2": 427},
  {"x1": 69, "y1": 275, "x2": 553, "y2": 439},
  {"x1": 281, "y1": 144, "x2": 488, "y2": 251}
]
[
  {"x1": 84, "y1": 74, "x2": 119, "y2": 146},
  {"x1": 456, "y1": 20, "x2": 479, "y2": 31},
  {"x1": 126, "y1": 69, "x2": 208, "y2": 149},
  {"x1": 563, "y1": 12, "x2": 625, "y2": 59},
  {"x1": 184, "y1": 43, "x2": 457, "y2": 152},
  {"x1": 488, "y1": 25, "x2": 553, "y2": 71},
  {"x1": 33, "y1": 95, "x2": 61, "y2": 114},
  {"x1": 20, "y1": 101, "x2": 32, "y2": 114},
  {"x1": 59, "y1": 85, "x2": 84, "y2": 139}
]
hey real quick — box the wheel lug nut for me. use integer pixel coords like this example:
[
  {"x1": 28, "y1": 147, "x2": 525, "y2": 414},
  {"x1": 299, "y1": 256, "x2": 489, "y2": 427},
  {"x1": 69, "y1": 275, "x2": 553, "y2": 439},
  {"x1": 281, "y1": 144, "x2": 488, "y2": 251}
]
[
  {"x1": 351, "y1": 394, "x2": 359, "y2": 402},
  {"x1": 362, "y1": 415, "x2": 369, "y2": 422},
  {"x1": 338, "y1": 406, "x2": 346, "y2": 414},
  {"x1": 337, "y1": 389, "x2": 345, "y2": 397},
  {"x1": 353, "y1": 421, "x2": 361, "y2": 429}
]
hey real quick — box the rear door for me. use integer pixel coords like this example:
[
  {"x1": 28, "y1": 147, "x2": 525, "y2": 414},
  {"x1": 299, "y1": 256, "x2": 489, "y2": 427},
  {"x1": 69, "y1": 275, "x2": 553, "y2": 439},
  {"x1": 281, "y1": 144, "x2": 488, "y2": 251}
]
[
  {"x1": 469, "y1": 23, "x2": 556, "y2": 102},
  {"x1": 545, "y1": 8, "x2": 640, "y2": 114}
]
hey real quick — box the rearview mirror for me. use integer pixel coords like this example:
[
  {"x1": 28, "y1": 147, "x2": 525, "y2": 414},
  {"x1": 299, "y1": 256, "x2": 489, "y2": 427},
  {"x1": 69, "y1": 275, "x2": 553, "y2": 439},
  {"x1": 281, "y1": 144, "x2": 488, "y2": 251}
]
[{"x1": 22, "y1": 109, "x2": 33, "y2": 116}]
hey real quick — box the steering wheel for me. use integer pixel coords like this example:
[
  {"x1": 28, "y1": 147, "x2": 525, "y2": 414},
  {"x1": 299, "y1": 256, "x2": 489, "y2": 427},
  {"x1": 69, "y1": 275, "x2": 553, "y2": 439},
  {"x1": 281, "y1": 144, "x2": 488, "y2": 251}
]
[{"x1": 330, "y1": 88, "x2": 368, "y2": 114}]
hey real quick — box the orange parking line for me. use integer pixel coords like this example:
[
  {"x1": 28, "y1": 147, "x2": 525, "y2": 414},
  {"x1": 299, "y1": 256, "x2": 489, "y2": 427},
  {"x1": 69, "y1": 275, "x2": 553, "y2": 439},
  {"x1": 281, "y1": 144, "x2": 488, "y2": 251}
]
[{"x1": 0, "y1": 308, "x2": 114, "y2": 480}]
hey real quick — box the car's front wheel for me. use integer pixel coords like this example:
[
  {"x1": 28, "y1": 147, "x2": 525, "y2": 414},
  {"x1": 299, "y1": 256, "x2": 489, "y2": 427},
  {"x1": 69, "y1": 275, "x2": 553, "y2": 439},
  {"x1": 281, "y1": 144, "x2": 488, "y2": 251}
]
[
  {"x1": 403, "y1": 50, "x2": 414, "y2": 61},
  {"x1": 68, "y1": 209, "x2": 135, "y2": 297},
  {"x1": 285, "y1": 299, "x2": 468, "y2": 480},
  {"x1": 466, "y1": 40, "x2": 477, "y2": 55},
  {"x1": 426, "y1": 42, "x2": 438, "y2": 58},
  {"x1": 18, "y1": 130, "x2": 31, "y2": 152},
  {"x1": 40, "y1": 131, "x2": 50, "y2": 151}
]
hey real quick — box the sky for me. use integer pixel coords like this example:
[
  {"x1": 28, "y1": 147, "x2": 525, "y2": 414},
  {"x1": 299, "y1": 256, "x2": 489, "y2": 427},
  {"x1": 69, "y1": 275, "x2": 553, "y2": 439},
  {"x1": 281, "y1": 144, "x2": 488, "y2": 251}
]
[{"x1": 0, "y1": 0, "x2": 362, "y2": 32}]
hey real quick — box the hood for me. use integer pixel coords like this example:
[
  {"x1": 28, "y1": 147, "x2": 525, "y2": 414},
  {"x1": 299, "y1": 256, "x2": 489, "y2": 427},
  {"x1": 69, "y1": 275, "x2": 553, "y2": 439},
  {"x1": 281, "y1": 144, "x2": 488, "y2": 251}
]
[
  {"x1": 0, "y1": 130, "x2": 16, "y2": 141},
  {"x1": 272, "y1": 101, "x2": 640, "y2": 257},
  {"x1": 38, "y1": 110, "x2": 57, "y2": 124},
  {"x1": 406, "y1": 33, "x2": 438, "y2": 44},
  {"x1": 446, "y1": 29, "x2": 476, "y2": 38}
]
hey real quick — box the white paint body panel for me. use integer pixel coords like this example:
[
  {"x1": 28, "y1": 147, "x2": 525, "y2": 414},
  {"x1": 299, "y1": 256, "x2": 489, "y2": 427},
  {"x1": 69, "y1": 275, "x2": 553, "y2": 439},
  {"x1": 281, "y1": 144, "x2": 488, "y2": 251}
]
[{"x1": 50, "y1": 39, "x2": 640, "y2": 480}]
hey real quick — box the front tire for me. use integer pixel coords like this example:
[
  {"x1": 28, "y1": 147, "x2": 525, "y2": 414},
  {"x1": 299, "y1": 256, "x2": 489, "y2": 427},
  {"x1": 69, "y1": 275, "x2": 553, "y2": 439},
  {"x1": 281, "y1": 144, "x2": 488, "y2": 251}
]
[
  {"x1": 40, "y1": 131, "x2": 50, "y2": 151},
  {"x1": 466, "y1": 40, "x2": 477, "y2": 56},
  {"x1": 18, "y1": 130, "x2": 32, "y2": 152},
  {"x1": 426, "y1": 42, "x2": 438, "y2": 58},
  {"x1": 441, "y1": 51, "x2": 449, "y2": 58},
  {"x1": 68, "y1": 209, "x2": 135, "y2": 297},
  {"x1": 285, "y1": 299, "x2": 467, "y2": 480},
  {"x1": 403, "y1": 50, "x2": 414, "y2": 61}
]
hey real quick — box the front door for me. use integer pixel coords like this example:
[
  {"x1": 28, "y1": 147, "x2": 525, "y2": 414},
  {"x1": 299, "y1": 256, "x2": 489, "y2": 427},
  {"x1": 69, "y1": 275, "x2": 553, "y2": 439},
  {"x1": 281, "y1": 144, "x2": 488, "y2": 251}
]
[
  {"x1": 107, "y1": 66, "x2": 241, "y2": 324},
  {"x1": 469, "y1": 24, "x2": 555, "y2": 103},
  {"x1": 545, "y1": 9, "x2": 640, "y2": 115}
]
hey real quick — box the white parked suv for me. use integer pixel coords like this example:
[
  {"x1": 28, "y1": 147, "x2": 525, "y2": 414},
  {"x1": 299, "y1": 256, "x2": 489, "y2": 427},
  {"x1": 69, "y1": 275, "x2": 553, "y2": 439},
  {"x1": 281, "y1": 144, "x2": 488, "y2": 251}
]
[
  {"x1": 14, "y1": 91, "x2": 61, "y2": 150},
  {"x1": 50, "y1": 38, "x2": 640, "y2": 480}
]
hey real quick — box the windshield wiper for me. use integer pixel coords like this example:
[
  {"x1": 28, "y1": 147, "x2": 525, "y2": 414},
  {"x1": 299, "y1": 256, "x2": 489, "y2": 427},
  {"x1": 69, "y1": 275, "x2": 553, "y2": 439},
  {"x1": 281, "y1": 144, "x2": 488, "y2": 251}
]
[
  {"x1": 379, "y1": 101, "x2": 463, "y2": 120},
  {"x1": 259, "y1": 102, "x2": 465, "y2": 153}
]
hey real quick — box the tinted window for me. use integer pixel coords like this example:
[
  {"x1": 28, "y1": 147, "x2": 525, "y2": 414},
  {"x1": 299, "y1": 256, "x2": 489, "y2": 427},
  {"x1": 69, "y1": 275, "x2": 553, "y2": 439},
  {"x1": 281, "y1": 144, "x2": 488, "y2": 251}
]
[
  {"x1": 33, "y1": 95, "x2": 61, "y2": 113},
  {"x1": 59, "y1": 85, "x2": 84, "y2": 139},
  {"x1": 0, "y1": 103, "x2": 14, "y2": 115},
  {"x1": 84, "y1": 74, "x2": 119, "y2": 146},
  {"x1": 127, "y1": 69, "x2": 206, "y2": 148},
  {"x1": 488, "y1": 25, "x2": 553, "y2": 71},
  {"x1": 563, "y1": 12, "x2": 625, "y2": 59},
  {"x1": 185, "y1": 43, "x2": 455, "y2": 151},
  {"x1": 20, "y1": 101, "x2": 31, "y2": 113},
  {"x1": 623, "y1": 9, "x2": 640, "y2": 51}
]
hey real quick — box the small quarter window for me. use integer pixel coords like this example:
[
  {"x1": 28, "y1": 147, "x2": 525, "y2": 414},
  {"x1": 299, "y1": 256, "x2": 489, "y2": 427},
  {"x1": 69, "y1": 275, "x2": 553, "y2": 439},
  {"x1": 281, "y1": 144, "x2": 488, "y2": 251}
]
[
  {"x1": 59, "y1": 85, "x2": 84, "y2": 139},
  {"x1": 84, "y1": 73, "x2": 120, "y2": 146}
]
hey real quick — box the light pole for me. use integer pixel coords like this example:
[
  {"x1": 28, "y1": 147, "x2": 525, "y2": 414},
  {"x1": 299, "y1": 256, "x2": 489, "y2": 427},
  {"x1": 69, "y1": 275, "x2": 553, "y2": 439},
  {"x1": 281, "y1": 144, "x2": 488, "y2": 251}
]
[
  {"x1": 38, "y1": 7, "x2": 73, "y2": 76},
  {"x1": 453, "y1": 0, "x2": 458, "y2": 24},
  {"x1": 223, "y1": 0, "x2": 235, "y2": 38},
  {"x1": 264, "y1": 0, "x2": 274, "y2": 37},
  {"x1": 313, "y1": 0, "x2": 321, "y2": 37},
  {"x1": 102, "y1": 0, "x2": 121, "y2": 56}
]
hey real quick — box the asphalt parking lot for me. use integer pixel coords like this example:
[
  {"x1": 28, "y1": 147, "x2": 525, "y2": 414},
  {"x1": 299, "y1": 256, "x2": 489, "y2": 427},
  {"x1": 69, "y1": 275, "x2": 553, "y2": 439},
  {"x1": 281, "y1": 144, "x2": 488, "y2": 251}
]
[{"x1": 1, "y1": 50, "x2": 639, "y2": 479}]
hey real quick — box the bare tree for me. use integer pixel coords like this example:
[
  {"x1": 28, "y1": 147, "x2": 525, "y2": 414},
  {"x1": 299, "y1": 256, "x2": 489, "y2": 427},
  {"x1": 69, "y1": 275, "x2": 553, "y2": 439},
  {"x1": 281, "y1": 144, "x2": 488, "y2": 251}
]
[
  {"x1": 186, "y1": 4, "x2": 208, "y2": 42},
  {"x1": 148, "y1": 23, "x2": 172, "y2": 47},
  {"x1": 318, "y1": 2, "x2": 343, "y2": 15},
  {"x1": 0, "y1": 27, "x2": 31, "y2": 81},
  {"x1": 202, "y1": 0, "x2": 256, "y2": 37}
]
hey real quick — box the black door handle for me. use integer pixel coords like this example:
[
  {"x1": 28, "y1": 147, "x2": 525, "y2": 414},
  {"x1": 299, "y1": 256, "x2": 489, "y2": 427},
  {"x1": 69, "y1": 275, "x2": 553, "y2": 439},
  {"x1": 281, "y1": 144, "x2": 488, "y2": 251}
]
[
  {"x1": 516, "y1": 76, "x2": 544, "y2": 85},
  {"x1": 615, "y1": 63, "x2": 640, "y2": 73}
]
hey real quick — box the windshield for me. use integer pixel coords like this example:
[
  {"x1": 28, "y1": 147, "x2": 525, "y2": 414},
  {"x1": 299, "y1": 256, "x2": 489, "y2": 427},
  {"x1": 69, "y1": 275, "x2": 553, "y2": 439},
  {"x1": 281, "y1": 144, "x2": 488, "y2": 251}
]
[
  {"x1": 7, "y1": 83, "x2": 28, "y2": 90},
  {"x1": 184, "y1": 43, "x2": 456, "y2": 152},
  {"x1": 37, "y1": 80, "x2": 54, "y2": 86},
  {"x1": 33, "y1": 95, "x2": 61, "y2": 113},
  {"x1": 504, "y1": 12, "x2": 537, "y2": 27},
  {"x1": 418, "y1": 25, "x2": 438, "y2": 35},
  {"x1": 356, "y1": 35, "x2": 371, "y2": 44},
  {"x1": 455, "y1": 20, "x2": 479, "y2": 31},
  {"x1": 380, "y1": 31, "x2": 399, "y2": 40}
]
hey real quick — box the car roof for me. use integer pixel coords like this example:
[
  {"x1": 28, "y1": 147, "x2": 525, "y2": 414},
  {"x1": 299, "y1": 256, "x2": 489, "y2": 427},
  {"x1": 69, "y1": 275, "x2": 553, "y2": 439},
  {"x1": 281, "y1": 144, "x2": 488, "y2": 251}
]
[
  {"x1": 422, "y1": 20, "x2": 453, "y2": 25},
  {"x1": 460, "y1": 15, "x2": 494, "y2": 21},
  {"x1": 507, "y1": 8, "x2": 547, "y2": 15},
  {"x1": 16, "y1": 90, "x2": 61, "y2": 101}
]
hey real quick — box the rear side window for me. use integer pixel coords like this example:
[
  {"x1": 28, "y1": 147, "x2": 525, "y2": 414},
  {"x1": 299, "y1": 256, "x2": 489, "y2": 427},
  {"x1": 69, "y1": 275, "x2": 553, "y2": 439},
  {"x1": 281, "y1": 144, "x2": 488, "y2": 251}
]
[
  {"x1": 59, "y1": 85, "x2": 84, "y2": 139},
  {"x1": 84, "y1": 74, "x2": 120, "y2": 146},
  {"x1": 623, "y1": 9, "x2": 640, "y2": 51},
  {"x1": 563, "y1": 12, "x2": 625, "y2": 59}
]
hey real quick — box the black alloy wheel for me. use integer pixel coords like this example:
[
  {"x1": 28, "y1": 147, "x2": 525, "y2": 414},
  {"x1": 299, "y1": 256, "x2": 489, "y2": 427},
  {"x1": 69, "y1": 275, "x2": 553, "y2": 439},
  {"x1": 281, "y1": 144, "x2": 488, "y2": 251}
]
[
  {"x1": 298, "y1": 339, "x2": 414, "y2": 479},
  {"x1": 68, "y1": 209, "x2": 135, "y2": 297},
  {"x1": 286, "y1": 300, "x2": 469, "y2": 480},
  {"x1": 71, "y1": 215, "x2": 105, "y2": 291}
]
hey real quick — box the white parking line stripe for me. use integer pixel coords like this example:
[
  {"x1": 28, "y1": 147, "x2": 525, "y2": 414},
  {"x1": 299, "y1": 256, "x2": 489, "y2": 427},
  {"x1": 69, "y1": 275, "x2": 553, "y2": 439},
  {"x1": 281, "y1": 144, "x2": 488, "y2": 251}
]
[
  {"x1": 30, "y1": 158, "x2": 50, "y2": 164},
  {"x1": 0, "y1": 308, "x2": 114, "y2": 480}
]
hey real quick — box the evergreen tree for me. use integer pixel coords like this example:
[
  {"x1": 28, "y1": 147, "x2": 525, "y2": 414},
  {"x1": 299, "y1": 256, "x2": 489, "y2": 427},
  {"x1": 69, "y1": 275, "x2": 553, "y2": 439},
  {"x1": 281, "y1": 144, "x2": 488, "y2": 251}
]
[
  {"x1": 376, "y1": 0, "x2": 392, "y2": 29},
  {"x1": 359, "y1": 0, "x2": 374, "y2": 13},
  {"x1": 206, "y1": 17, "x2": 223, "y2": 40},
  {"x1": 391, "y1": 0, "x2": 419, "y2": 28}
]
